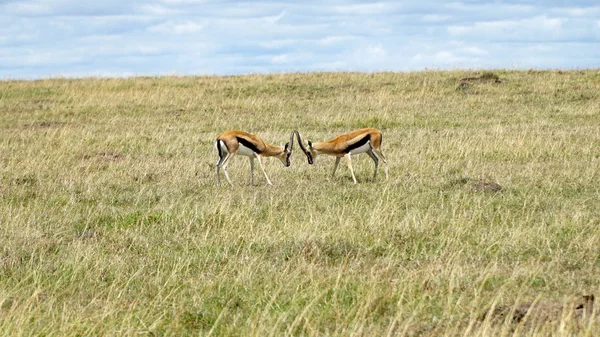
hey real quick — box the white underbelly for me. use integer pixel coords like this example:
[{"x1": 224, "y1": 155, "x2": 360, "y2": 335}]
[
  {"x1": 219, "y1": 142, "x2": 257, "y2": 157},
  {"x1": 236, "y1": 144, "x2": 256, "y2": 157},
  {"x1": 348, "y1": 141, "x2": 371, "y2": 155},
  {"x1": 230, "y1": 143, "x2": 254, "y2": 157}
]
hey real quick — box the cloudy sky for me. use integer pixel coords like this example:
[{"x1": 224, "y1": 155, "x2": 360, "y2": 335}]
[{"x1": 1, "y1": 0, "x2": 599, "y2": 79}]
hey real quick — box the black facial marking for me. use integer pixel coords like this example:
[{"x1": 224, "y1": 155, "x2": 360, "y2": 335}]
[
  {"x1": 236, "y1": 137, "x2": 261, "y2": 154},
  {"x1": 343, "y1": 135, "x2": 370, "y2": 153}
]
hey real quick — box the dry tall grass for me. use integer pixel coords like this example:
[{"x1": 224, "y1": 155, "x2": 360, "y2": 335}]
[{"x1": 1, "y1": 70, "x2": 599, "y2": 336}]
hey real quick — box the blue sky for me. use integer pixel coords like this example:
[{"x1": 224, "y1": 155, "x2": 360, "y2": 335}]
[{"x1": 1, "y1": 0, "x2": 599, "y2": 79}]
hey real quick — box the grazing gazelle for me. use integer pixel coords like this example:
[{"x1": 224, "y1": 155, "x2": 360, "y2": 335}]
[
  {"x1": 215, "y1": 130, "x2": 294, "y2": 186},
  {"x1": 294, "y1": 128, "x2": 388, "y2": 183}
]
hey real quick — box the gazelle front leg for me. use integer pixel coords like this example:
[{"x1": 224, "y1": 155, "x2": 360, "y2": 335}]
[
  {"x1": 332, "y1": 157, "x2": 341, "y2": 178},
  {"x1": 367, "y1": 149, "x2": 379, "y2": 180},
  {"x1": 254, "y1": 153, "x2": 273, "y2": 186},
  {"x1": 374, "y1": 149, "x2": 389, "y2": 180},
  {"x1": 249, "y1": 157, "x2": 255, "y2": 185},
  {"x1": 344, "y1": 153, "x2": 357, "y2": 184}
]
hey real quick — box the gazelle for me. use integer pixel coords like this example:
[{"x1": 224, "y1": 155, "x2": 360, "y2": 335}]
[
  {"x1": 294, "y1": 128, "x2": 388, "y2": 183},
  {"x1": 215, "y1": 130, "x2": 294, "y2": 186}
]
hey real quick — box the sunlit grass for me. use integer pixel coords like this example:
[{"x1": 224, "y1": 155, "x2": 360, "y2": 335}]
[{"x1": 1, "y1": 70, "x2": 599, "y2": 336}]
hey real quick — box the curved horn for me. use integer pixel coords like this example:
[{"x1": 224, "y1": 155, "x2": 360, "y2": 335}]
[
  {"x1": 289, "y1": 130, "x2": 295, "y2": 153},
  {"x1": 294, "y1": 130, "x2": 314, "y2": 164},
  {"x1": 294, "y1": 130, "x2": 309, "y2": 154}
]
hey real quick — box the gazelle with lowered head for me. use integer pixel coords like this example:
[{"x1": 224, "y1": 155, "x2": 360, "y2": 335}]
[
  {"x1": 294, "y1": 128, "x2": 388, "y2": 184},
  {"x1": 216, "y1": 130, "x2": 294, "y2": 186}
]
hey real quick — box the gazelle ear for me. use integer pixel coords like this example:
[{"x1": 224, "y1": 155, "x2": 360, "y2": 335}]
[
  {"x1": 284, "y1": 142, "x2": 289, "y2": 151},
  {"x1": 308, "y1": 140, "x2": 312, "y2": 147}
]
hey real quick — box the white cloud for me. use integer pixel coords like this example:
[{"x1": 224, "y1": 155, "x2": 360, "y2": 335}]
[
  {"x1": 350, "y1": 44, "x2": 388, "y2": 70},
  {"x1": 271, "y1": 54, "x2": 290, "y2": 64},
  {"x1": 540, "y1": 16, "x2": 564, "y2": 30},
  {"x1": 2, "y1": 1, "x2": 54, "y2": 16},
  {"x1": 434, "y1": 51, "x2": 457, "y2": 64},
  {"x1": 147, "y1": 20, "x2": 203, "y2": 34},
  {"x1": 264, "y1": 10, "x2": 286, "y2": 24},
  {"x1": 448, "y1": 16, "x2": 565, "y2": 40},
  {"x1": 318, "y1": 35, "x2": 356, "y2": 45},
  {"x1": 79, "y1": 34, "x2": 121, "y2": 42},
  {"x1": 160, "y1": 0, "x2": 209, "y2": 4},
  {"x1": 445, "y1": 2, "x2": 536, "y2": 16},
  {"x1": 552, "y1": 6, "x2": 600, "y2": 17},
  {"x1": 565, "y1": 7, "x2": 587, "y2": 16},
  {"x1": 258, "y1": 39, "x2": 301, "y2": 49},
  {"x1": 366, "y1": 45, "x2": 386, "y2": 59},
  {"x1": 330, "y1": 3, "x2": 392, "y2": 15},
  {"x1": 462, "y1": 46, "x2": 488, "y2": 56},
  {"x1": 422, "y1": 14, "x2": 451, "y2": 22},
  {"x1": 0, "y1": 50, "x2": 83, "y2": 67},
  {"x1": 447, "y1": 25, "x2": 469, "y2": 35},
  {"x1": 138, "y1": 4, "x2": 183, "y2": 15}
]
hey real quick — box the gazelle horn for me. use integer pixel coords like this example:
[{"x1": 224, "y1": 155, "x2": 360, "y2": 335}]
[
  {"x1": 294, "y1": 130, "x2": 308, "y2": 153},
  {"x1": 294, "y1": 130, "x2": 313, "y2": 164},
  {"x1": 289, "y1": 130, "x2": 295, "y2": 153}
]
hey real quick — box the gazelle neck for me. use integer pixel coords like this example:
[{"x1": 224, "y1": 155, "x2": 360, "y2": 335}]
[
  {"x1": 262, "y1": 143, "x2": 284, "y2": 156},
  {"x1": 311, "y1": 142, "x2": 326, "y2": 153}
]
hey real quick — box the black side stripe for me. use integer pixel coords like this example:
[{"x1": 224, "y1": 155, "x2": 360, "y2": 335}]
[
  {"x1": 236, "y1": 137, "x2": 261, "y2": 154},
  {"x1": 343, "y1": 134, "x2": 371, "y2": 153}
]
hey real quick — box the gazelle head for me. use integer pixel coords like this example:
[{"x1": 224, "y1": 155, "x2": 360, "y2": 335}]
[
  {"x1": 294, "y1": 130, "x2": 315, "y2": 165},
  {"x1": 277, "y1": 131, "x2": 295, "y2": 167}
]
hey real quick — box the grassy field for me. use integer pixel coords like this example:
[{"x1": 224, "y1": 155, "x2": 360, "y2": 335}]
[{"x1": 1, "y1": 70, "x2": 599, "y2": 336}]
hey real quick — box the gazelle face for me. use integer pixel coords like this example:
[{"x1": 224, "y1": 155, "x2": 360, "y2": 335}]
[{"x1": 278, "y1": 142, "x2": 292, "y2": 167}]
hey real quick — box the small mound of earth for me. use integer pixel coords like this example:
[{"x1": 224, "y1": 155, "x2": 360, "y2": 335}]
[
  {"x1": 76, "y1": 229, "x2": 96, "y2": 239},
  {"x1": 456, "y1": 82, "x2": 470, "y2": 90},
  {"x1": 26, "y1": 121, "x2": 67, "y2": 129},
  {"x1": 480, "y1": 295, "x2": 595, "y2": 326},
  {"x1": 449, "y1": 177, "x2": 503, "y2": 192},
  {"x1": 457, "y1": 72, "x2": 502, "y2": 90},
  {"x1": 83, "y1": 151, "x2": 125, "y2": 161},
  {"x1": 471, "y1": 177, "x2": 502, "y2": 192}
]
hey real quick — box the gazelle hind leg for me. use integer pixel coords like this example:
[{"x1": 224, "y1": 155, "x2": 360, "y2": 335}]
[
  {"x1": 216, "y1": 154, "x2": 229, "y2": 186},
  {"x1": 216, "y1": 141, "x2": 226, "y2": 186},
  {"x1": 344, "y1": 153, "x2": 357, "y2": 184},
  {"x1": 254, "y1": 154, "x2": 272, "y2": 185},
  {"x1": 332, "y1": 157, "x2": 341, "y2": 178},
  {"x1": 216, "y1": 162, "x2": 223, "y2": 186},
  {"x1": 367, "y1": 149, "x2": 379, "y2": 180},
  {"x1": 221, "y1": 152, "x2": 235, "y2": 186},
  {"x1": 216, "y1": 157, "x2": 225, "y2": 186}
]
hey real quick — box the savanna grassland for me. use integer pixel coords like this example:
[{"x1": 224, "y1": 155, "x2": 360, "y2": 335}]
[{"x1": 1, "y1": 70, "x2": 599, "y2": 336}]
